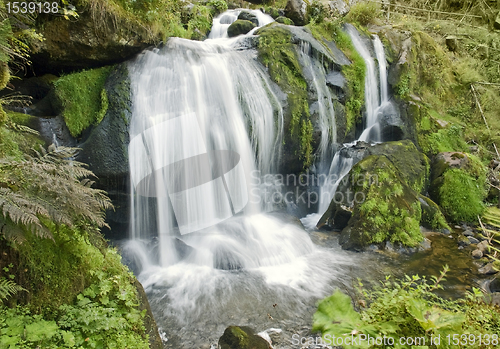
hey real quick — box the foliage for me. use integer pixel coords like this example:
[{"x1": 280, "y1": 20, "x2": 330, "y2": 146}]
[
  {"x1": 54, "y1": 66, "x2": 112, "y2": 138},
  {"x1": 256, "y1": 25, "x2": 313, "y2": 167},
  {"x1": 0, "y1": 278, "x2": 24, "y2": 302},
  {"x1": 345, "y1": 2, "x2": 381, "y2": 26},
  {"x1": 419, "y1": 124, "x2": 468, "y2": 156},
  {"x1": 314, "y1": 266, "x2": 500, "y2": 348},
  {"x1": 0, "y1": 145, "x2": 113, "y2": 242},
  {"x1": 0, "y1": 247, "x2": 149, "y2": 348},
  {"x1": 207, "y1": 0, "x2": 228, "y2": 16}
]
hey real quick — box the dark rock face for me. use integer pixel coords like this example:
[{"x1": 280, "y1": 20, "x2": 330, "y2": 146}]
[
  {"x1": 31, "y1": 11, "x2": 156, "y2": 74},
  {"x1": 77, "y1": 63, "x2": 132, "y2": 238},
  {"x1": 284, "y1": 0, "x2": 309, "y2": 26},
  {"x1": 238, "y1": 11, "x2": 259, "y2": 25},
  {"x1": 134, "y1": 279, "x2": 163, "y2": 349},
  {"x1": 227, "y1": 20, "x2": 256, "y2": 37},
  {"x1": 219, "y1": 326, "x2": 271, "y2": 349}
]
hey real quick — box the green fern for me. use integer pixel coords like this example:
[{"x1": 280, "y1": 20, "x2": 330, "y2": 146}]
[
  {"x1": 0, "y1": 144, "x2": 113, "y2": 241},
  {"x1": 0, "y1": 277, "x2": 25, "y2": 301}
]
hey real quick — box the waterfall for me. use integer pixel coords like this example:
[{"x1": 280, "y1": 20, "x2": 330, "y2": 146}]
[
  {"x1": 302, "y1": 26, "x2": 390, "y2": 229},
  {"x1": 298, "y1": 40, "x2": 337, "y2": 170}
]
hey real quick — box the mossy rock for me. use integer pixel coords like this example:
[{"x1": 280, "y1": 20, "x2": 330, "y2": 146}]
[
  {"x1": 237, "y1": 11, "x2": 259, "y2": 25},
  {"x1": 324, "y1": 154, "x2": 424, "y2": 251},
  {"x1": 218, "y1": 326, "x2": 271, "y2": 349},
  {"x1": 275, "y1": 16, "x2": 294, "y2": 25},
  {"x1": 227, "y1": 20, "x2": 256, "y2": 37},
  {"x1": 367, "y1": 140, "x2": 430, "y2": 193},
  {"x1": 418, "y1": 194, "x2": 450, "y2": 231},
  {"x1": 429, "y1": 152, "x2": 487, "y2": 222}
]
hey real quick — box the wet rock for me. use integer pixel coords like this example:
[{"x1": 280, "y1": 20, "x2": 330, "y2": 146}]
[
  {"x1": 326, "y1": 71, "x2": 346, "y2": 90},
  {"x1": 495, "y1": 12, "x2": 500, "y2": 30},
  {"x1": 228, "y1": 20, "x2": 257, "y2": 37},
  {"x1": 219, "y1": 326, "x2": 272, "y2": 349},
  {"x1": 275, "y1": 16, "x2": 294, "y2": 25},
  {"x1": 238, "y1": 11, "x2": 259, "y2": 25},
  {"x1": 468, "y1": 236, "x2": 480, "y2": 244},
  {"x1": 463, "y1": 230, "x2": 474, "y2": 237},
  {"x1": 472, "y1": 249, "x2": 483, "y2": 259},
  {"x1": 134, "y1": 279, "x2": 163, "y2": 349},
  {"x1": 489, "y1": 276, "x2": 500, "y2": 293},
  {"x1": 479, "y1": 263, "x2": 498, "y2": 275},
  {"x1": 419, "y1": 195, "x2": 449, "y2": 231},
  {"x1": 477, "y1": 240, "x2": 489, "y2": 253},
  {"x1": 442, "y1": 228, "x2": 451, "y2": 235},
  {"x1": 284, "y1": 0, "x2": 309, "y2": 26},
  {"x1": 378, "y1": 101, "x2": 405, "y2": 141},
  {"x1": 431, "y1": 152, "x2": 469, "y2": 181},
  {"x1": 458, "y1": 235, "x2": 471, "y2": 247}
]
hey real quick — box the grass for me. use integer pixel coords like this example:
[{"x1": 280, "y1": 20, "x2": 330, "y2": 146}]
[{"x1": 53, "y1": 66, "x2": 112, "y2": 138}]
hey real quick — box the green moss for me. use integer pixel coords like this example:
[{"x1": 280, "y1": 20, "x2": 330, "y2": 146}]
[
  {"x1": 54, "y1": 66, "x2": 112, "y2": 138},
  {"x1": 438, "y1": 168, "x2": 485, "y2": 222},
  {"x1": 187, "y1": 5, "x2": 213, "y2": 40},
  {"x1": 348, "y1": 156, "x2": 424, "y2": 248},
  {"x1": 419, "y1": 124, "x2": 468, "y2": 156},
  {"x1": 419, "y1": 194, "x2": 450, "y2": 231},
  {"x1": 256, "y1": 25, "x2": 313, "y2": 167}
]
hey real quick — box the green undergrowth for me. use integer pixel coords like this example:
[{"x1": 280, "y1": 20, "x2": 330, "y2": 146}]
[
  {"x1": 313, "y1": 267, "x2": 500, "y2": 349},
  {"x1": 54, "y1": 66, "x2": 112, "y2": 138},
  {"x1": 307, "y1": 20, "x2": 366, "y2": 136},
  {"x1": 256, "y1": 25, "x2": 313, "y2": 167},
  {"x1": 345, "y1": 1, "x2": 381, "y2": 27},
  {"x1": 0, "y1": 231, "x2": 149, "y2": 348}
]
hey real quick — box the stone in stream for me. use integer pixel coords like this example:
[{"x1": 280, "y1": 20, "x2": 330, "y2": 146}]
[
  {"x1": 227, "y1": 20, "x2": 256, "y2": 37},
  {"x1": 478, "y1": 263, "x2": 499, "y2": 275},
  {"x1": 472, "y1": 249, "x2": 483, "y2": 259},
  {"x1": 284, "y1": 0, "x2": 309, "y2": 26},
  {"x1": 463, "y1": 229, "x2": 474, "y2": 237},
  {"x1": 238, "y1": 11, "x2": 259, "y2": 25},
  {"x1": 477, "y1": 240, "x2": 489, "y2": 253},
  {"x1": 219, "y1": 326, "x2": 272, "y2": 349},
  {"x1": 457, "y1": 235, "x2": 471, "y2": 247},
  {"x1": 468, "y1": 236, "x2": 480, "y2": 245}
]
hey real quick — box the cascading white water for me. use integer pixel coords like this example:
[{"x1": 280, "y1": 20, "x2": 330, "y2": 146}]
[
  {"x1": 302, "y1": 27, "x2": 390, "y2": 229},
  {"x1": 298, "y1": 41, "x2": 336, "y2": 167}
]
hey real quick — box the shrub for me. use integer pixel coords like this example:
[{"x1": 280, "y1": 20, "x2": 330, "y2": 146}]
[{"x1": 345, "y1": 2, "x2": 380, "y2": 26}]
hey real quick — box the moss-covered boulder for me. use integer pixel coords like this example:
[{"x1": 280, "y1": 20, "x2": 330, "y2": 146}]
[
  {"x1": 227, "y1": 20, "x2": 256, "y2": 37},
  {"x1": 238, "y1": 11, "x2": 259, "y2": 25},
  {"x1": 318, "y1": 140, "x2": 443, "y2": 251},
  {"x1": 219, "y1": 326, "x2": 271, "y2": 349},
  {"x1": 275, "y1": 16, "x2": 294, "y2": 25},
  {"x1": 77, "y1": 64, "x2": 132, "y2": 238},
  {"x1": 337, "y1": 155, "x2": 423, "y2": 251},
  {"x1": 429, "y1": 152, "x2": 487, "y2": 222}
]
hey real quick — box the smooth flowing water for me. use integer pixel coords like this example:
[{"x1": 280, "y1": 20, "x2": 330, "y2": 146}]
[
  {"x1": 125, "y1": 11, "x2": 376, "y2": 348},
  {"x1": 302, "y1": 26, "x2": 390, "y2": 229}
]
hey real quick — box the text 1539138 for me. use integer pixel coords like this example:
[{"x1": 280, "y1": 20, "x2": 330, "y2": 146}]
[{"x1": 6, "y1": 2, "x2": 59, "y2": 14}]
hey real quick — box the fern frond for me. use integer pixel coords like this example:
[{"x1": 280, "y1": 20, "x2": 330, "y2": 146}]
[{"x1": 0, "y1": 277, "x2": 25, "y2": 301}]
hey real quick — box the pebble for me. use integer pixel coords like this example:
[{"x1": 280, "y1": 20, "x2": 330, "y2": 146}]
[
  {"x1": 463, "y1": 230, "x2": 474, "y2": 237},
  {"x1": 468, "y1": 236, "x2": 480, "y2": 244},
  {"x1": 454, "y1": 225, "x2": 462, "y2": 229},
  {"x1": 472, "y1": 249, "x2": 483, "y2": 259},
  {"x1": 478, "y1": 263, "x2": 499, "y2": 275},
  {"x1": 477, "y1": 240, "x2": 489, "y2": 253},
  {"x1": 442, "y1": 228, "x2": 451, "y2": 235}
]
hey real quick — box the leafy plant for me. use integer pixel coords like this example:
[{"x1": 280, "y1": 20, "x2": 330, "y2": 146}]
[
  {"x1": 0, "y1": 278, "x2": 24, "y2": 302},
  {"x1": 314, "y1": 266, "x2": 500, "y2": 348},
  {"x1": 0, "y1": 144, "x2": 113, "y2": 242}
]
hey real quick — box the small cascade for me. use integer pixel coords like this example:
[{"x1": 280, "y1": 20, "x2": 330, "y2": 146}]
[
  {"x1": 303, "y1": 26, "x2": 390, "y2": 227},
  {"x1": 209, "y1": 9, "x2": 274, "y2": 39},
  {"x1": 298, "y1": 40, "x2": 337, "y2": 170}
]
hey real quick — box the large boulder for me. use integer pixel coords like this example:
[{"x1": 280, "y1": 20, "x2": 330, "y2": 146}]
[
  {"x1": 77, "y1": 63, "x2": 132, "y2": 238},
  {"x1": 318, "y1": 140, "x2": 442, "y2": 251},
  {"x1": 227, "y1": 20, "x2": 256, "y2": 37},
  {"x1": 238, "y1": 11, "x2": 259, "y2": 25},
  {"x1": 219, "y1": 326, "x2": 271, "y2": 349},
  {"x1": 31, "y1": 9, "x2": 157, "y2": 74},
  {"x1": 284, "y1": 0, "x2": 309, "y2": 26},
  {"x1": 429, "y1": 152, "x2": 487, "y2": 222},
  {"x1": 337, "y1": 155, "x2": 424, "y2": 251}
]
